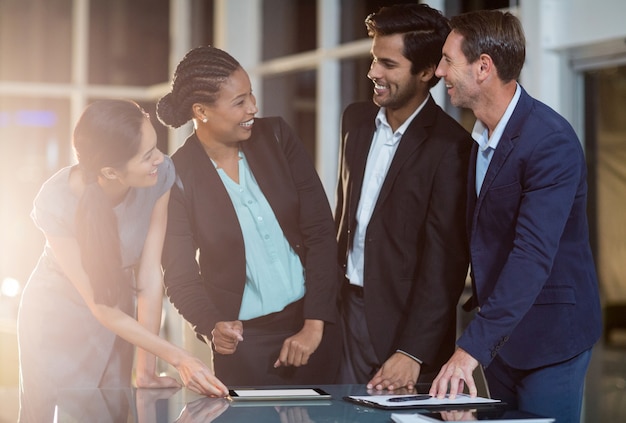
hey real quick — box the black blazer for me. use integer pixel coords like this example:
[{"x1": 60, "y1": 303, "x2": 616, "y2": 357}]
[
  {"x1": 335, "y1": 98, "x2": 472, "y2": 375},
  {"x1": 163, "y1": 117, "x2": 339, "y2": 339}
]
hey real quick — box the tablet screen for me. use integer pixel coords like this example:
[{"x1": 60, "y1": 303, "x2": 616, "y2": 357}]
[{"x1": 229, "y1": 388, "x2": 331, "y2": 401}]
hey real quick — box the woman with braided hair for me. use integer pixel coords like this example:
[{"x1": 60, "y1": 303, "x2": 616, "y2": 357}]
[
  {"x1": 158, "y1": 46, "x2": 341, "y2": 385},
  {"x1": 17, "y1": 99, "x2": 227, "y2": 422}
]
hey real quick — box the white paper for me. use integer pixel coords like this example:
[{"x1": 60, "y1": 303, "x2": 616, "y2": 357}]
[{"x1": 348, "y1": 393, "x2": 500, "y2": 408}]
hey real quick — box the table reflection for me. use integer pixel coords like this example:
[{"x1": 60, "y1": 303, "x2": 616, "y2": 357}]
[
  {"x1": 54, "y1": 388, "x2": 133, "y2": 422},
  {"x1": 49, "y1": 384, "x2": 543, "y2": 423},
  {"x1": 172, "y1": 396, "x2": 230, "y2": 422},
  {"x1": 49, "y1": 385, "x2": 422, "y2": 423},
  {"x1": 53, "y1": 387, "x2": 229, "y2": 423},
  {"x1": 437, "y1": 409, "x2": 479, "y2": 421}
]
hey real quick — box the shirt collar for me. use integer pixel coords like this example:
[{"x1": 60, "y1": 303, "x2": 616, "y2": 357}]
[
  {"x1": 375, "y1": 94, "x2": 430, "y2": 143},
  {"x1": 472, "y1": 83, "x2": 522, "y2": 152}
]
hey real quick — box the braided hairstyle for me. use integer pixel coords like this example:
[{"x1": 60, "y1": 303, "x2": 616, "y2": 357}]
[
  {"x1": 73, "y1": 99, "x2": 147, "y2": 306},
  {"x1": 157, "y1": 46, "x2": 242, "y2": 128}
]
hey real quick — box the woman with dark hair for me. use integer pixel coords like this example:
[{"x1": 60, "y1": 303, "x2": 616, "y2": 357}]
[
  {"x1": 17, "y1": 99, "x2": 227, "y2": 422},
  {"x1": 158, "y1": 46, "x2": 341, "y2": 386}
]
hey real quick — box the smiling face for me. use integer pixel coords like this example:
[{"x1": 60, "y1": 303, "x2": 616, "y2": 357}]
[
  {"x1": 115, "y1": 118, "x2": 164, "y2": 188},
  {"x1": 203, "y1": 67, "x2": 258, "y2": 144},
  {"x1": 367, "y1": 33, "x2": 423, "y2": 114},
  {"x1": 435, "y1": 30, "x2": 480, "y2": 110}
]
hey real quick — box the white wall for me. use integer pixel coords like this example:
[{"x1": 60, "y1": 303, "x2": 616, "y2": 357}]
[
  {"x1": 542, "y1": 0, "x2": 626, "y2": 49},
  {"x1": 520, "y1": 0, "x2": 626, "y2": 132}
]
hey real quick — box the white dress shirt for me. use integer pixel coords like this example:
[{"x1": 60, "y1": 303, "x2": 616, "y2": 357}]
[{"x1": 346, "y1": 96, "x2": 428, "y2": 287}]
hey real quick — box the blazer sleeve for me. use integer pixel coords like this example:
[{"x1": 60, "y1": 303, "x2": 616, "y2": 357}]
[{"x1": 162, "y1": 171, "x2": 221, "y2": 339}]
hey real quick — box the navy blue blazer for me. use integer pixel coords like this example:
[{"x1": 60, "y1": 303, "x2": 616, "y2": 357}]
[{"x1": 458, "y1": 87, "x2": 602, "y2": 370}]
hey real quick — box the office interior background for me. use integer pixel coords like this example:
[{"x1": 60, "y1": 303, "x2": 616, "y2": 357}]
[{"x1": 1, "y1": 0, "x2": 626, "y2": 421}]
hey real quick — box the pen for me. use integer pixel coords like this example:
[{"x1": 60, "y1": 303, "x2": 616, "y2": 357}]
[{"x1": 387, "y1": 394, "x2": 432, "y2": 402}]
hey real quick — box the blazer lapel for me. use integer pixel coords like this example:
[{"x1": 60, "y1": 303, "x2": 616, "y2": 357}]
[
  {"x1": 373, "y1": 97, "x2": 434, "y2": 214},
  {"x1": 347, "y1": 116, "x2": 377, "y2": 222},
  {"x1": 472, "y1": 87, "x2": 533, "y2": 222},
  {"x1": 243, "y1": 119, "x2": 300, "y2": 233},
  {"x1": 466, "y1": 143, "x2": 478, "y2": 236},
  {"x1": 476, "y1": 136, "x2": 515, "y2": 199},
  {"x1": 186, "y1": 135, "x2": 243, "y2": 244}
]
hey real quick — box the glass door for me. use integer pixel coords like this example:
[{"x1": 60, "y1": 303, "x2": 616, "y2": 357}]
[{"x1": 585, "y1": 65, "x2": 626, "y2": 342}]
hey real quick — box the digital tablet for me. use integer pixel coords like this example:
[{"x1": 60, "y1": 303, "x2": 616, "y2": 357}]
[
  {"x1": 391, "y1": 409, "x2": 555, "y2": 422},
  {"x1": 228, "y1": 388, "x2": 331, "y2": 401}
]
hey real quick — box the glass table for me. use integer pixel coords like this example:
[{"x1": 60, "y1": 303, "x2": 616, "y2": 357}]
[{"x1": 51, "y1": 384, "x2": 551, "y2": 422}]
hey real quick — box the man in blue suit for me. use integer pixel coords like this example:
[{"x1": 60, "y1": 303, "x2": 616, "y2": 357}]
[{"x1": 429, "y1": 10, "x2": 602, "y2": 423}]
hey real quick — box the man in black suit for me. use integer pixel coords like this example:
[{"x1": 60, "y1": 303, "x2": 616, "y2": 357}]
[{"x1": 335, "y1": 3, "x2": 472, "y2": 390}]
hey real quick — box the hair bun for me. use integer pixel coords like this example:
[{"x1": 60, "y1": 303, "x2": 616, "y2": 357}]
[{"x1": 156, "y1": 92, "x2": 188, "y2": 129}]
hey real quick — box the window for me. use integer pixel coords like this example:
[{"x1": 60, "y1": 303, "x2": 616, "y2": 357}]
[
  {"x1": 88, "y1": 0, "x2": 169, "y2": 85},
  {"x1": 0, "y1": 0, "x2": 73, "y2": 83}
]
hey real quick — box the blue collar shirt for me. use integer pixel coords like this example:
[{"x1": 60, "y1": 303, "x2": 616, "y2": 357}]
[{"x1": 473, "y1": 83, "x2": 522, "y2": 196}]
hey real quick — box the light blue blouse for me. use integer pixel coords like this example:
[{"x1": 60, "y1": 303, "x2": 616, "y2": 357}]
[{"x1": 214, "y1": 151, "x2": 305, "y2": 320}]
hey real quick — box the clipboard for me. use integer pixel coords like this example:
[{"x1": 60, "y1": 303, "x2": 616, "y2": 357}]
[
  {"x1": 343, "y1": 393, "x2": 501, "y2": 410},
  {"x1": 228, "y1": 388, "x2": 331, "y2": 401}
]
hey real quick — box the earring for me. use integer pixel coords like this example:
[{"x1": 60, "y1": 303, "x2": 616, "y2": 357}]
[{"x1": 202, "y1": 117, "x2": 208, "y2": 123}]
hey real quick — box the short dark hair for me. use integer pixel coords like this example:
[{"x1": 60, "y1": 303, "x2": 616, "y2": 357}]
[
  {"x1": 449, "y1": 10, "x2": 525, "y2": 83},
  {"x1": 365, "y1": 3, "x2": 450, "y2": 88},
  {"x1": 157, "y1": 46, "x2": 241, "y2": 128}
]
